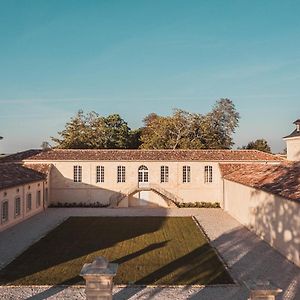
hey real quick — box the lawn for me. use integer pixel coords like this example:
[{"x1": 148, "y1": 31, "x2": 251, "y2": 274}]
[{"x1": 0, "y1": 217, "x2": 233, "y2": 286}]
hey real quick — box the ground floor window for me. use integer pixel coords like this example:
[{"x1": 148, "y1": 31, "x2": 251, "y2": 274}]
[
  {"x1": 160, "y1": 166, "x2": 169, "y2": 183},
  {"x1": 73, "y1": 165, "x2": 82, "y2": 182},
  {"x1": 117, "y1": 166, "x2": 126, "y2": 183},
  {"x1": 96, "y1": 166, "x2": 105, "y2": 183},
  {"x1": 183, "y1": 166, "x2": 191, "y2": 183},
  {"x1": 1, "y1": 201, "x2": 8, "y2": 223},
  {"x1": 204, "y1": 165, "x2": 213, "y2": 183},
  {"x1": 15, "y1": 197, "x2": 21, "y2": 217},
  {"x1": 36, "y1": 190, "x2": 41, "y2": 208},
  {"x1": 26, "y1": 193, "x2": 32, "y2": 211}
]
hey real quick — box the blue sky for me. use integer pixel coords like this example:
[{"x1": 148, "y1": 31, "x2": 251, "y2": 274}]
[{"x1": 0, "y1": 0, "x2": 299, "y2": 153}]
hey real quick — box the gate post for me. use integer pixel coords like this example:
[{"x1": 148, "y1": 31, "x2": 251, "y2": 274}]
[{"x1": 80, "y1": 256, "x2": 118, "y2": 300}]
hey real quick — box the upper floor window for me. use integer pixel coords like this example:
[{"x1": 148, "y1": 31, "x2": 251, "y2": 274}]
[
  {"x1": 96, "y1": 166, "x2": 105, "y2": 183},
  {"x1": 204, "y1": 166, "x2": 213, "y2": 183},
  {"x1": 15, "y1": 197, "x2": 21, "y2": 217},
  {"x1": 117, "y1": 166, "x2": 126, "y2": 183},
  {"x1": 26, "y1": 193, "x2": 32, "y2": 211},
  {"x1": 160, "y1": 166, "x2": 169, "y2": 183},
  {"x1": 183, "y1": 166, "x2": 191, "y2": 183},
  {"x1": 36, "y1": 190, "x2": 41, "y2": 208},
  {"x1": 73, "y1": 165, "x2": 82, "y2": 182},
  {"x1": 1, "y1": 201, "x2": 8, "y2": 223}
]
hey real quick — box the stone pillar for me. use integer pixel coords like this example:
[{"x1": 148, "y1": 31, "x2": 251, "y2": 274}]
[
  {"x1": 246, "y1": 280, "x2": 282, "y2": 300},
  {"x1": 80, "y1": 256, "x2": 118, "y2": 300}
]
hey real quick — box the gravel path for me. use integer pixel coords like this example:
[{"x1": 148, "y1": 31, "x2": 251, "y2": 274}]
[{"x1": 0, "y1": 208, "x2": 299, "y2": 299}]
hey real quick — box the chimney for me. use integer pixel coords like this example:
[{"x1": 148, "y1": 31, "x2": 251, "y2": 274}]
[{"x1": 283, "y1": 119, "x2": 300, "y2": 161}]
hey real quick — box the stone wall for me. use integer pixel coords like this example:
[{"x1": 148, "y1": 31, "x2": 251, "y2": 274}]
[{"x1": 224, "y1": 179, "x2": 300, "y2": 267}]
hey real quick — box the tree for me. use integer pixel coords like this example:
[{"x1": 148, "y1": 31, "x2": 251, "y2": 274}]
[
  {"x1": 140, "y1": 99, "x2": 240, "y2": 149},
  {"x1": 241, "y1": 139, "x2": 271, "y2": 153},
  {"x1": 52, "y1": 110, "x2": 91, "y2": 149},
  {"x1": 52, "y1": 111, "x2": 133, "y2": 149},
  {"x1": 41, "y1": 141, "x2": 51, "y2": 150}
]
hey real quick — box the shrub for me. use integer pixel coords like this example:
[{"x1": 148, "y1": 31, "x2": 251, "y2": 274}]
[{"x1": 177, "y1": 201, "x2": 220, "y2": 208}]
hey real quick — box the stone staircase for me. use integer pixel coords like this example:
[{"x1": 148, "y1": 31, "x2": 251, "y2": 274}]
[{"x1": 109, "y1": 183, "x2": 183, "y2": 208}]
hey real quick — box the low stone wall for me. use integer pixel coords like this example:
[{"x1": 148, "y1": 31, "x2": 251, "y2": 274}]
[{"x1": 224, "y1": 179, "x2": 300, "y2": 267}]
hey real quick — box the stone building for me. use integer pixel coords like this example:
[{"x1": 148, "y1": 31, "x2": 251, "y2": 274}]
[{"x1": 0, "y1": 119, "x2": 299, "y2": 267}]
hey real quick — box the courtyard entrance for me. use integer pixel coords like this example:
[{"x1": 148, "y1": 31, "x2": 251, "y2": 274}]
[{"x1": 138, "y1": 165, "x2": 149, "y2": 206}]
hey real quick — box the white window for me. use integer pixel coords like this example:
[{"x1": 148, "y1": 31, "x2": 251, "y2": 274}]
[
  {"x1": 204, "y1": 166, "x2": 213, "y2": 183},
  {"x1": 26, "y1": 193, "x2": 32, "y2": 211},
  {"x1": 15, "y1": 197, "x2": 21, "y2": 217},
  {"x1": 117, "y1": 166, "x2": 126, "y2": 183},
  {"x1": 73, "y1": 165, "x2": 82, "y2": 182},
  {"x1": 96, "y1": 166, "x2": 105, "y2": 183},
  {"x1": 183, "y1": 166, "x2": 191, "y2": 183},
  {"x1": 160, "y1": 166, "x2": 169, "y2": 183},
  {"x1": 36, "y1": 190, "x2": 41, "y2": 208},
  {"x1": 1, "y1": 201, "x2": 8, "y2": 223}
]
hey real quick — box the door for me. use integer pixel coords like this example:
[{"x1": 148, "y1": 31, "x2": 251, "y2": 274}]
[
  {"x1": 138, "y1": 165, "x2": 149, "y2": 206},
  {"x1": 138, "y1": 165, "x2": 149, "y2": 187}
]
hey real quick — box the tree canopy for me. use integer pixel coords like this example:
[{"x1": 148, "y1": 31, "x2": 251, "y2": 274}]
[
  {"x1": 52, "y1": 99, "x2": 240, "y2": 149},
  {"x1": 241, "y1": 139, "x2": 271, "y2": 153},
  {"x1": 140, "y1": 99, "x2": 240, "y2": 149},
  {"x1": 52, "y1": 111, "x2": 135, "y2": 149}
]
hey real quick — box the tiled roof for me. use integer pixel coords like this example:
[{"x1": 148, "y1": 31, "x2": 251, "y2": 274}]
[
  {"x1": 23, "y1": 149, "x2": 283, "y2": 162},
  {"x1": 0, "y1": 149, "x2": 42, "y2": 163},
  {"x1": 0, "y1": 164, "x2": 47, "y2": 190},
  {"x1": 222, "y1": 162, "x2": 300, "y2": 202},
  {"x1": 24, "y1": 164, "x2": 52, "y2": 176}
]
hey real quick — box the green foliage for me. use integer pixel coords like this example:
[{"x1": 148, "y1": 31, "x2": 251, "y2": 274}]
[
  {"x1": 52, "y1": 99, "x2": 239, "y2": 149},
  {"x1": 177, "y1": 202, "x2": 220, "y2": 208},
  {"x1": 52, "y1": 110, "x2": 136, "y2": 149},
  {"x1": 241, "y1": 138, "x2": 271, "y2": 153},
  {"x1": 140, "y1": 99, "x2": 240, "y2": 149}
]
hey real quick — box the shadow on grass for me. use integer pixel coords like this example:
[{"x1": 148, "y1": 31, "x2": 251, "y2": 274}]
[{"x1": 0, "y1": 217, "x2": 234, "y2": 299}]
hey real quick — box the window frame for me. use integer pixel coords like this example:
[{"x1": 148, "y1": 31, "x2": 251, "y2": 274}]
[
  {"x1": 73, "y1": 165, "x2": 82, "y2": 183},
  {"x1": 1, "y1": 200, "x2": 9, "y2": 224},
  {"x1": 26, "y1": 193, "x2": 32, "y2": 212},
  {"x1": 117, "y1": 166, "x2": 126, "y2": 183},
  {"x1": 36, "y1": 190, "x2": 41, "y2": 208},
  {"x1": 183, "y1": 165, "x2": 191, "y2": 183},
  {"x1": 15, "y1": 196, "x2": 21, "y2": 218},
  {"x1": 204, "y1": 165, "x2": 213, "y2": 183},
  {"x1": 160, "y1": 165, "x2": 169, "y2": 183},
  {"x1": 96, "y1": 165, "x2": 105, "y2": 183}
]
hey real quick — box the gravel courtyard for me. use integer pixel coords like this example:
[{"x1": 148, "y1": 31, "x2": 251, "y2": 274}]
[{"x1": 0, "y1": 207, "x2": 300, "y2": 300}]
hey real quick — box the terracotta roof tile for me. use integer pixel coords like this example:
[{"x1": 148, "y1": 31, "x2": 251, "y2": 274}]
[
  {"x1": 0, "y1": 164, "x2": 47, "y2": 190},
  {"x1": 223, "y1": 162, "x2": 300, "y2": 202},
  {"x1": 23, "y1": 149, "x2": 283, "y2": 162},
  {"x1": 0, "y1": 149, "x2": 42, "y2": 163},
  {"x1": 24, "y1": 164, "x2": 52, "y2": 176}
]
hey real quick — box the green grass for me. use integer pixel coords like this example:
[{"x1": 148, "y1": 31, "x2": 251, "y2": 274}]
[{"x1": 0, "y1": 217, "x2": 233, "y2": 286}]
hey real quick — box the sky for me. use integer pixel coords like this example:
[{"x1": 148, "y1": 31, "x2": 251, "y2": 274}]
[{"x1": 0, "y1": 0, "x2": 299, "y2": 153}]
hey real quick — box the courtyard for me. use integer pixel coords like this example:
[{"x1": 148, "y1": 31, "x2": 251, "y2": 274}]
[
  {"x1": 0, "y1": 217, "x2": 232, "y2": 286},
  {"x1": 0, "y1": 208, "x2": 299, "y2": 299}
]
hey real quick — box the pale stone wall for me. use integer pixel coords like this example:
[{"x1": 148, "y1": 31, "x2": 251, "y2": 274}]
[
  {"x1": 285, "y1": 137, "x2": 300, "y2": 161},
  {"x1": 0, "y1": 180, "x2": 48, "y2": 232},
  {"x1": 224, "y1": 179, "x2": 300, "y2": 267},
  {"x1": 26, "y1": 161, "x2": 223, "y2": 207}
]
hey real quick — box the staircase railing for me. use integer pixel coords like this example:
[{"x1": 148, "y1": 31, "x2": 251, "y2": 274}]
[{"x1": 109, "y1": 183, "x2": 183, "y2": 207}]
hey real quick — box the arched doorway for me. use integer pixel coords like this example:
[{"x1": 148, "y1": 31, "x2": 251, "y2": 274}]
[{"x1": 138, "y1": 165, "x2": 149, "y2": 187}]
